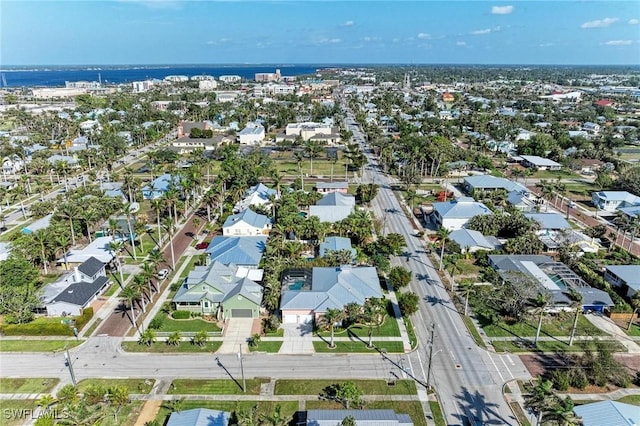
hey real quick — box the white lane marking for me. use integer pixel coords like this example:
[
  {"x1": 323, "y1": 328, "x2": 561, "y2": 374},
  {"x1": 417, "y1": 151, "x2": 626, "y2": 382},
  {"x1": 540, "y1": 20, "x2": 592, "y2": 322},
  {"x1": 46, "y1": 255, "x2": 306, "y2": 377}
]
[
  {"x1": 487, "y1": 353, "x2": 506, "y2": 383},
  {"x1": 499, "y1": 355, "x2": 515, "y2": 380}
]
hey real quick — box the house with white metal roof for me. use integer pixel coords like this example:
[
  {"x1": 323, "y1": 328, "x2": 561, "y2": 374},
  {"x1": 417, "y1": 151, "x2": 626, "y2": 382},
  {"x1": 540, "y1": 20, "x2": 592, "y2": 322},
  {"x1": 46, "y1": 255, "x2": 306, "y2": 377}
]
[
  {"x1": 57, "y1": 236, "x2": 121, "y2": 267},
  {"x1": 315, "y1": 181, "x2": 349, "y2": 194},
  {"x1": 167, "y1": 408, "x2": 231, "y2": 426},
  {"x1": 449, "y1": 229, "x2": 501, "y2": 253},
  {"x1": 604, "y1": 265, "x2": 640, "y2": 297},
  {"x1": 237, "y1": 122, "x2": 265, "y2": 145},
  {"x1": 142, "y1": 173, "x2": 181, "y2": 200},
  {"x1": 463, "y1": 175, "x2": 529, "y2": 195},
  {"x1": 233, "y1": 183, "x2": 278, "y2": 213},
  {"x1": 520, "y1": 155, "x2": 561, "y2": 171},
  {"x1": 319, "y1": 236, "x2": 357, "y2": 261},
  {"x1": 306, "y1": 410, "x2": 413, "y2": 426},
  {"x1": 222, "y1": 209, "x2": 272, "y2": 237},
  {"x1": 280, "y1": 265, "x2": 383, "y2": 324},
  {"x1": 430, "y1": 197, "x2": 492, "y2": 231}
]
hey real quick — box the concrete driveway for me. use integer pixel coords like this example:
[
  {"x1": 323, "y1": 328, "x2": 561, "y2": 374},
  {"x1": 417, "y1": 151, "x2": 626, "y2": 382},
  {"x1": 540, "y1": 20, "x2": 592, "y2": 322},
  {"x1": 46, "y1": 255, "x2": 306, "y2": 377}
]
[
  {"x1": 278, "y1": 323, "x2": 314, "y2": 354},
  {"x1": 584, "y1": 312, "x2": 640, "y2": 353},
  {"x1": 217, "y1": 318, "x2": 255, "y2": 354}
]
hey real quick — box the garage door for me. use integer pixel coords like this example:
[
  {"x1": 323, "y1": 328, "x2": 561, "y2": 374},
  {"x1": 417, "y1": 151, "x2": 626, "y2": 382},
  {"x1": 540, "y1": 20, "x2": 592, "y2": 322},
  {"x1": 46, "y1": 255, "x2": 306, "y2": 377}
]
[
  {"x1": 283, "y1": 314, "x2": 298, "y2": 323},
  {"x1": 230, "y1": 309, "x2": 253, "y2": 318}
]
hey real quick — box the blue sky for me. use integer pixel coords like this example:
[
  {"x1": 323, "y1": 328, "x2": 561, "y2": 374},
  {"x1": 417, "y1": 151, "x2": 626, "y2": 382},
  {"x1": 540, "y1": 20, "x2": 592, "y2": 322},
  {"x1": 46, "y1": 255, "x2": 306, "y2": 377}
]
[{"x1": 2, "y1": 0, "x2": 639, "y2": 65}]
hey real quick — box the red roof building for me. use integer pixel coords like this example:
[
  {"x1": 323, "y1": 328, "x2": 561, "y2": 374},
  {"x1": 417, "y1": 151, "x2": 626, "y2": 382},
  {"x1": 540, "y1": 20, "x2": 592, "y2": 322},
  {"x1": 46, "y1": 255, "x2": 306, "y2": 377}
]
[{"x1": 595, "y1": 99, "x2": 613, "y2": 107}]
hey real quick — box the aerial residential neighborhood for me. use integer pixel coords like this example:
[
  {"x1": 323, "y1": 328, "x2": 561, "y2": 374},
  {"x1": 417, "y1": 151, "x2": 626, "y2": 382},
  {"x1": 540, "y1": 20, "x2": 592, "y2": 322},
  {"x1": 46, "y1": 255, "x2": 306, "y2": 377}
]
[{"x1": 1, "y1": 7, "x2": 640, "y2": 423}]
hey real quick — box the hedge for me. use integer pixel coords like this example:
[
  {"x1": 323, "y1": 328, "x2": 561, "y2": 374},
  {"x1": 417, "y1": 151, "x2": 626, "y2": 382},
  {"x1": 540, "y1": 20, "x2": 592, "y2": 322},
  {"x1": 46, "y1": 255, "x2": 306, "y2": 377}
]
[
  {"x1": 2, "y1": 308, "x2": 94, "y2": 336},
  {"x1": 172, "y1": 310, "x2": 191, "y2": 319}
]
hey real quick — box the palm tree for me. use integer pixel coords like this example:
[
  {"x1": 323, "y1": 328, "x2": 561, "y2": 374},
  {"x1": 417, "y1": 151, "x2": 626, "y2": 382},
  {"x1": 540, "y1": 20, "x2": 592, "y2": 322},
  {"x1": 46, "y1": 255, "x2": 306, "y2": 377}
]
[
  {"x1": 132, "y1": 274, "x2": 148, "y2": 313},
  {"x1": 33, "y1": 229, "x2": 51, "y2": 275},
  {"x1": 320, "y1": 308, "x2": 344, "y2": 348},
  {"x1": 57, "y1": 203, "x2": 80, "y2": 245},
  {"x1": 162, "y1": 216, "x2": 176, "y2": 269},
  {"x1": 151, "y1": 198, "x2": 163, "y2": 244},
  {"x1": 533, "y1": 291, "x2": 552, "y2": 345},
  {"x1": 138, "y1": 328, "x2": 156, "y2": 346},
  {"x1": 237, "y1": 405, "x2": 260, "y2": 426},
  {"x1": 437, "y1": 227, "x2": 450, "y2": 271},
  {"x1": 193, "y1": 330, "x2": 208, "y2": 347},
  {"x1": 260, "y1": 404, "x2": 291, "y2": 426},
  {"x1": 55, "y1": 233, "x2": 71, "y2": 270},
  {"x1": 567, "y1": 289, "x2": 583, "y2": 346},
  {"x1": 141, "y1": 262, "x2": 157, "y2": 297},
  {"x1": 123, "y1": 202, "x2": 137, "y2": 261},
  {"x1": 167, "y1": 331, "x2": 182, "y2": 346},
  {"x1": 545, "y1": 395, "x2": 581, "y2": 426},
  {"x1": 362, "y1": 297, "x2": 386, "y2": 348},
  {"x1": 524, "y1": 378, "x2": 557, "y2": 425},
  {"x1": 120, "y1": 285, "x2": 140, "y2": 334},
  {"x1": 304, "y1": 141, "x2": 324, "y2": 176},
  {"x1": 108, "y1": 239, "x2": 125, "y2": 287},
  {"x1": 458, "y1": 280, "x2": 474, "y2": 316},
  {"x1": 627, "y1": 292, "x2": 640, "y2": 331}
]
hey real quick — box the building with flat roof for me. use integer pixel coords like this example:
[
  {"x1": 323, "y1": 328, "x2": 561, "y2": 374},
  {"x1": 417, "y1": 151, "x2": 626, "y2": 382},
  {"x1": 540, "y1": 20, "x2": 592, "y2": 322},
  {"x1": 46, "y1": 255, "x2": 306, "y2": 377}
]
[{"x1": 306, "y1": 410, "x2": 412, "y2": 426}]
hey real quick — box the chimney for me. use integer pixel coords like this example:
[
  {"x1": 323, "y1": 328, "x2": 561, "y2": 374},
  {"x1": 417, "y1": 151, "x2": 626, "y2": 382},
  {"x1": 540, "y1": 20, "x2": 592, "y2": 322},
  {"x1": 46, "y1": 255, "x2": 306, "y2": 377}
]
[{"x1": 74, "y1": 266, "x2": 81, "y2": 283}]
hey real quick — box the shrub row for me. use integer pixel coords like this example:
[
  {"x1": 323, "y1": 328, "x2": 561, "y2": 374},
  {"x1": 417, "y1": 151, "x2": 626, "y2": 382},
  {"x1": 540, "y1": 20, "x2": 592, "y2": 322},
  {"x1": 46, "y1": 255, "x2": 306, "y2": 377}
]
[{"x1": 172, "y1": 310, "x2": 191, "y2": 319}]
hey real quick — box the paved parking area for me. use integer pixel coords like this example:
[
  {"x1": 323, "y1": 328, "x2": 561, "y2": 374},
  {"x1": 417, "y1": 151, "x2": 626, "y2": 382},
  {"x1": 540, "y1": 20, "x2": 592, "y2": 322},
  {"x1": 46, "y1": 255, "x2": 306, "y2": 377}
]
[{"x1": 278, "y1": 323, "x2": 314, "y2": 354}]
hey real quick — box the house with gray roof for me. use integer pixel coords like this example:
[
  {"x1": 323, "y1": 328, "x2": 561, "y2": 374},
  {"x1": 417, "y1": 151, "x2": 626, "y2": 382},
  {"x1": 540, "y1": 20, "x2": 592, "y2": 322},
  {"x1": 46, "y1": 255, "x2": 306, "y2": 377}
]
[
  {"x1": 309, "y1": 192, "x2": 356, "y2": 223},
  {"x1": 319, "y1": 236, "x2": 357, "y2": 262},
  {"x1": 306, "y1": 410, "x2": 412, "y2": 426},
  {"x1": 316, "y1": 182, "x2": 349, "y2": 194},
  {"x1": 573, "y1": 400, "x2": 639, "y2": 426},
  {"x1": 604, "y1": 265, "x2": 640, "y2": 297},
  {"x1": 172, "y1": 261, "x2": 263, "y2": 319},
  {"x1": 47, "y1": 154, "x2": 79, "y2": 168},
  {"x1": 167, "y1": 408, "x2": 231, "y2": 426},
  {"x1": 280, "y1": 265, "x2": 382, "y2": 324},
  {"x1": 449, "y1": 229, "x2": 501, "y2": 253},
  {"x1": 222, "y1": 209, "x2": 272, "y2": 237},
  {"x1": 463, "y1": 175, "x2": 529, "y2": 195},
  {"x1": 205, "y1": 236, "x2": 266, "y2": 268},
  {"x1": 22, "y1": 213, "x2": 53, "y2": 234},
  {"x1": 489, "y1": 255, "x2": 614, "y2": 312},
  {"x1": 430, "y1": 197, "x2": 492, "y2": 231},
  {"x1": 43, "y1": 256, "x2": 109, "y2": 316},
  {"x1": 525, "y1": 212, "x2": 571, "y2": 232}
]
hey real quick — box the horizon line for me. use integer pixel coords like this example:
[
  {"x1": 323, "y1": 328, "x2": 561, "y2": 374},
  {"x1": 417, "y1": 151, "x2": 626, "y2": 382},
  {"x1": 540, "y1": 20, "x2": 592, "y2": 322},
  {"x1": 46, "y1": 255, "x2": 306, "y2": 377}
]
[{"x1": 2, "y1": 63, "x2": 640, "y2": 68}]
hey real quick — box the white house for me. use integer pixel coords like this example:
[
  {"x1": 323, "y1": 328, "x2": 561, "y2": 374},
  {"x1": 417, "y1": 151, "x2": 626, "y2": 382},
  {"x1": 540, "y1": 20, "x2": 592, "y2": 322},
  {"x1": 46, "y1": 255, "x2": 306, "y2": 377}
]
[
  {"x1": 604, "y1": 265, "x2": 640, "y2": 297},
  {"x1": 520, "y1": 155, "x2": 561, "y2": 171},
  {"x1": 430, "y1": 197, "x2": 492, "y2": 231},
  {"x1": 233, "y1": 183, "x2": 278, "y2": 213},
  {"x1": 238, "y1": 122, "x2": 265, "y2": 145},
  {"x1": 591, "y1": 191, "x2": 640, "y2": 213},
  {"x1": 222, "y1": 209, "x2": 272, "y2": 237}
]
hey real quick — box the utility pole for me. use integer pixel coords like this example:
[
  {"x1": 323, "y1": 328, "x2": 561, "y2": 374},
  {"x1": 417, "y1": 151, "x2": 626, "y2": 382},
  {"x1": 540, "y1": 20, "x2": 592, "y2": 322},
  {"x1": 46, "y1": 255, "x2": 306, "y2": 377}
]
[
  {"x1": 64, "y1": 346, "x2": 77, "y2": 386},
  {"x1": 238, "y1": 344, "x2": 246, "y2": 393},
  {"x1": 426, "y1": 323, "x2": 436, "y2": 392}
]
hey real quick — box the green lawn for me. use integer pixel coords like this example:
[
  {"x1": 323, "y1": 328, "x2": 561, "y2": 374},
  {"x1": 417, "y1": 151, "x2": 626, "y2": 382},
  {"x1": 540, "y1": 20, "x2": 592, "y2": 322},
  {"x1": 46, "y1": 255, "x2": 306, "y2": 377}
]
[
  {"x1": 367, "y1": 401, "x2": 427, "y2": 426},
  {"x1": 462, "y1": 316, "x2": 487, "y2": 349},
  {"x1": 103, "y1": 281, "x2": 123, "y2": 297},
  {"x1": 154, "y1": 315, "x2": 222, "y2": 333},
  {"x1": 623, "y1": 323, "x2": 640, "y2": 337},
  {"x1": 154, "y1": 400, "x2": 298, "y2": 425},
  {"x1": 265, "y1": 328, "x2": 285, "y2": 337},
  {"x1": 617, "y1": 395, "x2": 640, "y2": 406},
  {"x1": 481, "y1": 314, "x2": 605, "y2": 338},
  {"x1": 429, "y1": 400, "x2": 446, "y2": 426},
  {"x1": 77, "y1": 378, "x2": 154, "y2": 394},
  {"x1": 0, "y1": 400, "x2": 37, "y2": 426},
  {"x1": 492, "y1": 339, "x2": 626, "y2": 353},
  {"x1": 248, "y1": 341, "x2": 283, "y2": 353},
  {"x1": 121, "y1": 341, "x2": 222, "y2": 353},
  {"x1": 82, "y1": 318, "x2": 103, "y2": 337},
  {"x1": 0, "y1": 340, "x2": 82, "y2": 352},
  {"x1": 0, "y1": 378, "x2": 59, "y2": 393},
  {"x1": 313, "y1": 340, "x2": 404, "y2": 353},
  {"x1": 274, "y1": 379, "x2": 417, "y2": 396},
  {"x1": 316, "y1": 316, "x2": 400, "y2": 339},
  {"x1": 169, "y1": 379, "x2": 270, "y2": 395}
]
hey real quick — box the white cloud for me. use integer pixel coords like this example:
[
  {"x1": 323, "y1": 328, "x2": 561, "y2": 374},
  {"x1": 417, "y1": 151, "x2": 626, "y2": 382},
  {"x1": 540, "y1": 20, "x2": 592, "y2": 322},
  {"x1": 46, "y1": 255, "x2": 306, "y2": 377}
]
[
  {"x1": 340, "y1": 20, "x2": 354, "y2": 27},
  {"x1": 471, "y1": 26, "x2": 500, "y2": 35},
  {"x1": 581, "y1": 17, "x2": 618, "y2": 28},
  {"x1": 392, "y1": 38, "x2": 400, "y2": 43},
  {"x1": 629, "y1": 18, "x2": 639, "y2": 25},
  {"x1": 491, "y1": 5, "x2": 513, "y2": 15},
  {"x1": 206, "y1": 38, "x2": 232, "y2": 45},
  {"x1": 417, "y1": 32, "x2": 431, "y2": 39},
  {"x1": 362, "y1": 36, "x2": 381, "y2": 42},
  {"x1": 317, "y1": 38, "x2": 341, "y2": 44},
  {"x1": 456, "y1": 41, "x2": 467, "y2": 46},
  {"x1": 603, "y1": 40, "x2": 633, "y2": 46}
]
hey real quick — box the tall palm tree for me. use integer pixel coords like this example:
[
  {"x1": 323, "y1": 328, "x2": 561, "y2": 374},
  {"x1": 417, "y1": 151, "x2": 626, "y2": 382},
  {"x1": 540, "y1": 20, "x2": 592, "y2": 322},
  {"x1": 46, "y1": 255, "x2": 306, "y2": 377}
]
[
  {"x1": 141, "y1": 262, "x2": 157, "y2": 297},
  {"x1": 132, "y1": 274, "x2": 148, "y2": 313},
  {"x1": 33, "y1": 229, "x2": 51, "y2": 275},
  {"x1": 525, "y1": 378, "x2": 557, "y2": 425},
  {"x1": 162, "y1": 216, "x2": 176, "y2": 269},
  {"x1": 304, "y1": 141, "x2": 324, "y2": 176},
  {"x1": 108, "y1": 239, "x2": 125, "y2": 287},
  {"x1": 320, "y1": 308, "x2": 344, "y2": 348},
  {"x1": 57, "y1": 203, "x2": 80, "y2": 245},
  {"x1": 627, "y1": 292, "x2": 640, "y2": 331},
  {"x1": 123, "y1": 202, "x2": 137, "y2": 261},
  {"x1": 362, "y1": 298, "x2": 386, "y2": 348},
  {"x1": 151, "y1": 198, "x2": 163, "y2": 244},
  {"x1": 437, "y1": 227, "x2": 450, "y2": 271},
  {"x1": 120, "y1": 285, "x2": 140, "y2": 334},
  {"x1": 533, "y1": 291, "x2": 552, "y2": 345},
  {"x1": 567, "y1": 289, "x2": 583, "y2": 346},
  {"x1": 55, "y1": 233, "x2": 71, "y2": 270}
]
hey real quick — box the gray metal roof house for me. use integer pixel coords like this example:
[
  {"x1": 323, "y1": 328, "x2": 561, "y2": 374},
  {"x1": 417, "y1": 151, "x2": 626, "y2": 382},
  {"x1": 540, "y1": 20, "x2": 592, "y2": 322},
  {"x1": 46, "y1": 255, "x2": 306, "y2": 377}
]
[
  {"x1": 306, "y1": 409, "x2": 413, "y2": 426},
  {"x1": 167, "y1": 408, "x2": 231, "y2": 426},
  {"x1": 573, "y1": 400, "x2": 639, "y2": 426},
  {"x1": 309, "y1": 192, "x2": 356, "y2": 223}
]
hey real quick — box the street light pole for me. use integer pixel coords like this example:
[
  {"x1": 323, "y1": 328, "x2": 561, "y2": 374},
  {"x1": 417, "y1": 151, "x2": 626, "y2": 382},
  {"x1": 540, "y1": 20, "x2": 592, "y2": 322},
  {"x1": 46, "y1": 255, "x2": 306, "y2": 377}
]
[
  {"x1": 64, "y1": 346, "x2": 77, "y2": 386},
  {"x1": 238, "y1": 344, "x2": 246, "y2": 393},
  {"x1": 426, "y1": 323, "x2": 436, "y2": 391}
]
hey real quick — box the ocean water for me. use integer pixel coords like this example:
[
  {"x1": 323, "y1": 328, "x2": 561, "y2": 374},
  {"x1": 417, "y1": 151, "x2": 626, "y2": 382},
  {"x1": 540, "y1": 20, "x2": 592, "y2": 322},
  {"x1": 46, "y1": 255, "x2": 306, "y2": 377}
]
[{"x1": 0, "y1": 64, "x2": 328, "y2": 87}]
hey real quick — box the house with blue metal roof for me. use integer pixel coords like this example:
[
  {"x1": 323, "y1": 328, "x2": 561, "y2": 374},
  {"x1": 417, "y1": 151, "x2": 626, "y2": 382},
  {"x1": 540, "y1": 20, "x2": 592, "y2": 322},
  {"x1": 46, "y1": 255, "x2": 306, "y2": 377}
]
[
  {"x1": 591, "y1": 191, "x2": 640, "y2": 213},
  {"x1": 430, "y1": 197, "x2": 492, "y2": 231},
  {"x1": 167, "y1": 408, "x2": 231, "y2": 426},
  {"x1": 524, "y1": 212, "x2": 571, "y2": 232},
  {"x1": 280, "y1": 265, "x2": 382, "y2": 324},
  {"x1": 319, "y1": 236, "x2": 357, "y2": 261},
  {"x1": 22, "y1": 213, "x2": 53, "y2": 234},
  {"x1": 309, "y1": 192, "x2": 356, "y2": 223},
  {"x1": 306, "y1": 409, "x2": 413, "y2": 426},
  {"x1": 222, "y1": 209, "x2": 272, "y2": 237},
  {"x1": 205, "y1": 236, "x2": 267, "y2": 268},
  {"x1": 142, "y1": 173, "x2": 181, "y2": 200},
  {"x1": 605, "y1": 265, "x2": 640, "y2": 297},
  {"x1": 573, "y1": 400, "x2": 639, "y2": 426}
]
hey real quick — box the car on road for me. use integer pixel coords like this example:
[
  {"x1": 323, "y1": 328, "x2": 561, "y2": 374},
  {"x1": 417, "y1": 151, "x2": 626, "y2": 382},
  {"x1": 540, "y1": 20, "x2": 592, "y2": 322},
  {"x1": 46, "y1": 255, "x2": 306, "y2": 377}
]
[
  {"x1": 157, "y1": 269, "x2": 169, "y2": 280},
  {"x1": 195, "y1": 241, "x2": 209, "y2": 250}
]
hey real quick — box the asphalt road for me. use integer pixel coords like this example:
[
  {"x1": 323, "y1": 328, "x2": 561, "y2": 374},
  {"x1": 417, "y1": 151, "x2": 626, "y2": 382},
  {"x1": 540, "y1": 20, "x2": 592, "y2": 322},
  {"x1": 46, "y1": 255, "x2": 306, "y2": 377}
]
[{"x1": 348, "y1": 110, "x2": 531, "y2": 425}]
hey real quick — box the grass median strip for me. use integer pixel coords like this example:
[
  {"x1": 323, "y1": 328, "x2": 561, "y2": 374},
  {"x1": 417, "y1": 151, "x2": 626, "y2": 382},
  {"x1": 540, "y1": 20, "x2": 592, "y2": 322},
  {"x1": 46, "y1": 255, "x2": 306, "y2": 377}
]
[
  {"x1": 429, "y1": 400, "x2": 446, "y2": 426},
  {"x1": 77, "y1": 378, "x2": 155, "y2": 394},
  {"x1": 121, "y1": 341, "x2": 222, "y2": 353},
  {"x1": 0, "y1": 340, "x2": 82, "y2": 352},
  {"x1": 169, "y1": 379, "x2": 269, "y2": 395},
  {"x1": 492, "y1": 339, "x2": 626, "y2": 353},
  {"x1": 248, "y1": 341, "x2": 283, "y2": 353},
  {"x1": 274, "y1": 379, "x2": 417, "y2": 395},
  {"x1": 313, "y1": 340, "x2": 404, "y2": 353},
  {"x1": 0, "y1": 378, "x2": 59, "y2": 393}
]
